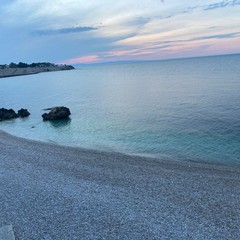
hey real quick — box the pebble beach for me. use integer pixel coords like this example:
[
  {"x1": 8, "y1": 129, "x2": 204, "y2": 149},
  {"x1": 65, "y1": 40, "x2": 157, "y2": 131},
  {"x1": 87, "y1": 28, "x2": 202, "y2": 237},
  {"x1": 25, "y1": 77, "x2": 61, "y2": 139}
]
[{"x1": 0, "y1": 130, "x2": 239, "y2": 239}]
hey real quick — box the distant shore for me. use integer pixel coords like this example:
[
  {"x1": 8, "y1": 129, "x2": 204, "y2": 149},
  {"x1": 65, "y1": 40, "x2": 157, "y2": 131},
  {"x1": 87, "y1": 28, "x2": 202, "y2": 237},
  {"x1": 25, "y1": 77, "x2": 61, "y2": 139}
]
[
  {"x1": 0, "y1": 65, "x2": 74, "y2": 78},
  {"x1": 0, "y1": 129, "x2": 240, "y2": 239}
]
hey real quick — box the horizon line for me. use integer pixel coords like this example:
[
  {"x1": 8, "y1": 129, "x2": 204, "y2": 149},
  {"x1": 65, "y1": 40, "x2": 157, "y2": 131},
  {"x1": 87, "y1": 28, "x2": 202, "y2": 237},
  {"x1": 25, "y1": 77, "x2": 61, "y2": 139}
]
[{"x1": 71, "y1": 52, "x2": 240, "y2": 67}]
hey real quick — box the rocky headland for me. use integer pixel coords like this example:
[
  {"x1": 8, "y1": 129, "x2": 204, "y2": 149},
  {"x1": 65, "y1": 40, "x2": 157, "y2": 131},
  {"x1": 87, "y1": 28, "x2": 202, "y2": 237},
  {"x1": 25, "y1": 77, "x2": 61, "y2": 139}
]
[{"x1": 0, "y1": 62, "x2": 74, "y2": 78}]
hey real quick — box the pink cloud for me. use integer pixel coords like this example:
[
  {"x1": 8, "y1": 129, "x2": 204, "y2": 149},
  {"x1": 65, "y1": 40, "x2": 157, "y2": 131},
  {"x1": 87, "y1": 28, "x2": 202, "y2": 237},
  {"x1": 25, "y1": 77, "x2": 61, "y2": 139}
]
[
  {"x1": 59, "y1": 55, "x2": 102, "y2": 64},
  {"x1": 106, "y1": 49, "x2": 136, "y2": 57},
  {"x1": 106, "y1": 49, "x2": 156, "y2": 58},
  {"x1": 59, "y1": 34, "x2": 240, "y2": 65}
]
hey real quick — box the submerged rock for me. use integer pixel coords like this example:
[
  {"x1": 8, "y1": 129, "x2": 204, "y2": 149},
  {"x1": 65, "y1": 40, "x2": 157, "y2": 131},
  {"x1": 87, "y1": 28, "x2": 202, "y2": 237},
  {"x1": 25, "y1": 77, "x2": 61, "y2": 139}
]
[
  {"x1": 18, "y1": 108, "x2": 30, "y2": 118},
  {"x1": 42, "y1": 106, "x2": 71, "y2": 120},
  {"x1": 0, "y1": 108, "x2": 18, "y2": 121}
]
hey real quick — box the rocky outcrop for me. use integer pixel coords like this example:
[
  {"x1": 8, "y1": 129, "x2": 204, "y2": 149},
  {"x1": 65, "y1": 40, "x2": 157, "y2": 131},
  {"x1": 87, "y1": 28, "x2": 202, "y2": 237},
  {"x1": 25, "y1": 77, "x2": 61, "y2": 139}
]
[
  {"x1": 18, "y1": 108, "x2": 30, "y2": 118},
  {"x1": 42, "y1": 106, "x2": 71, "y2": 120},
  {"x1": 0, "y1": 108, "x2": 18, "y2": 121},
  {"x1": 0, "y1": 108, "x2": 31, "y2": 121},
  {"x1": 0, "y1": 63, "x2": 74, "y2": 78}
]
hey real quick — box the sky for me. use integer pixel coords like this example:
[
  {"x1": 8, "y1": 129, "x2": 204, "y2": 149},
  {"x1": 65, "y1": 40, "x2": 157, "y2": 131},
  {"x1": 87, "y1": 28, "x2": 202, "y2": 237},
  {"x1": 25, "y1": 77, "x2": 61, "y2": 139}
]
[{"x1": 0, "y1": 0, "x2": 240, "y2": 65}]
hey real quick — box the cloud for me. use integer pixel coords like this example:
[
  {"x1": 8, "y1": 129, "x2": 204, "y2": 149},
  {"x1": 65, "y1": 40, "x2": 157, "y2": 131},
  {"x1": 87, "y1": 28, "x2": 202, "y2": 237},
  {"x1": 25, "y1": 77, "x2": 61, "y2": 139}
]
[
  {"x1": 32, "y1": 26, "x2": 97, "y2": 36},
  {"x1": 1, "y1": 0, "x2": 240, "y2": 64},
  {"x1": 60, "y1": 55, "x2": 102, "y2": 64},
  {"x1": 191, "y1": 32, "x2": 240, "y2": 41},
  {"x1": 204, "y1": 0, "x2": 240, "y2": 10},
  {"x1": 130, "y1": 17, "x2": 151, "y2": 27}
]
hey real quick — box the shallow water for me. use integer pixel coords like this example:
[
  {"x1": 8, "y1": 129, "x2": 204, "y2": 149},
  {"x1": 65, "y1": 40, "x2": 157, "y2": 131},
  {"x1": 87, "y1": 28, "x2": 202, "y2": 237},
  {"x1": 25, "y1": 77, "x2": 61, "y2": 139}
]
[{"x1": 1, "y1": 54, "x2": 240, "y2": 165}]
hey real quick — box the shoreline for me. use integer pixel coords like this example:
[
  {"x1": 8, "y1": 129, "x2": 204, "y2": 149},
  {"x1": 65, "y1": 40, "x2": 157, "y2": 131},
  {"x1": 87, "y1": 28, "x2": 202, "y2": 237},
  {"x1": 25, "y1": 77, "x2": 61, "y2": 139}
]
[
  {"x1": 1, "y1": 129, "x2": 239, "y2": 170},
  {"x1": 1, "y1": 127, "x2": 239, "y2": 168},
  {"x1": 0, "y1": 130, "x2": 240, "y2": 239},
  {"x1": 0, "y1": 66, "x2": 74, "y2": 78}
]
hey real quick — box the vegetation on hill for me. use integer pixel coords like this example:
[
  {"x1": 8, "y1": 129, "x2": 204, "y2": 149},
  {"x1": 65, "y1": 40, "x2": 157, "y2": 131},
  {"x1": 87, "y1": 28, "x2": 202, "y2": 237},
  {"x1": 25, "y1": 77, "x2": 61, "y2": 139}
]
[{"x1": 0, "y1": 62, "x2": 74, "y2": 69}]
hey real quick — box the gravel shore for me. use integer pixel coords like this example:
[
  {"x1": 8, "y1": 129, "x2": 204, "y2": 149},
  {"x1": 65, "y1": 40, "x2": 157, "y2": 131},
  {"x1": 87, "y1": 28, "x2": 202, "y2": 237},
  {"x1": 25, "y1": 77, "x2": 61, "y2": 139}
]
[{"x1": 0, "y1": 130, "x2": 239, "y2": 239}]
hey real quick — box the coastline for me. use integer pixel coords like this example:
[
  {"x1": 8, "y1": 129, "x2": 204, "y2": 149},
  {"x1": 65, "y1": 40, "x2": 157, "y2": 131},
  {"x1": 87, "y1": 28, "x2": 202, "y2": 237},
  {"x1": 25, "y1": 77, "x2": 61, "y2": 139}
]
[
  {"x1": 0, "y1": 130, "x2": 240, "y2": 239},
  {"x1": 0, "y1": 65, "x2": 74, "y2": 78}
]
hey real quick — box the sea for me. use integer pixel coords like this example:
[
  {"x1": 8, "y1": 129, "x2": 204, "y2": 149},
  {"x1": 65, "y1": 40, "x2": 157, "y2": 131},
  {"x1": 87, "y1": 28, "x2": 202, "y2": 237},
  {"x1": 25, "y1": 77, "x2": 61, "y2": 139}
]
[{"x1": 0, "y1": 54, "x2": 240, "y2": 165}]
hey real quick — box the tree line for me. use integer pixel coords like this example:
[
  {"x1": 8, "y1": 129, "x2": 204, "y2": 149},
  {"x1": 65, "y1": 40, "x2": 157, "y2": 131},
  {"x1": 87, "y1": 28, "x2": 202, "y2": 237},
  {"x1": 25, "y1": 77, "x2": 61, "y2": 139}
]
[
  {"x1": 8, "y1": 62, "x2": 57, "y2": 68},
  {"x1": 0, "y1": 62, "x2": 74, "y2": 70}
]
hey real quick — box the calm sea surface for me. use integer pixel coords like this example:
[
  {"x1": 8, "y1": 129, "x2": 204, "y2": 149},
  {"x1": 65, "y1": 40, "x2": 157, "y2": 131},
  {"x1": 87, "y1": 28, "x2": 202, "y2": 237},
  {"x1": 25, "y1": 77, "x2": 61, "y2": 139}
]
[{"x1": 0, "y1": 54, "x2": 240, "y2": 165}]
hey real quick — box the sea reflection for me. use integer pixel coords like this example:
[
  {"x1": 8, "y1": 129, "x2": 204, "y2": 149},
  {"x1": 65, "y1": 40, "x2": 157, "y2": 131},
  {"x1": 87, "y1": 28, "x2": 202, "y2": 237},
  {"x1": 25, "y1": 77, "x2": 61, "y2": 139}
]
[{"x1": 48, "y1": 118, "x2": 71, "y2": 128}]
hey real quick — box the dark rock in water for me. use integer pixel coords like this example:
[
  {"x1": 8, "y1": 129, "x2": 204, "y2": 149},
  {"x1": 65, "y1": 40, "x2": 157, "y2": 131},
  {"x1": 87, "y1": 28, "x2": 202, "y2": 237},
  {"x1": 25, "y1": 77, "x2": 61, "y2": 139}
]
[
  {"x1": 18, "y1": 108, "x2": 30, "y2": 118},
  {"x1": 42, "y1": 106, "x2": 71, "y2": 120},
  {"x1": 0, "y1": 108, "x2": 18, "y2": 121}
]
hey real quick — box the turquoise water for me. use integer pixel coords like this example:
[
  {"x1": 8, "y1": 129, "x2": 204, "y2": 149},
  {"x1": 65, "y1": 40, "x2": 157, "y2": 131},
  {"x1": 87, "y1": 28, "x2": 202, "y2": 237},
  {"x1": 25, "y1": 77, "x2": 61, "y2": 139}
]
[{"x1": 0, "y1": 54, "x2": 240, "y2": 165}]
